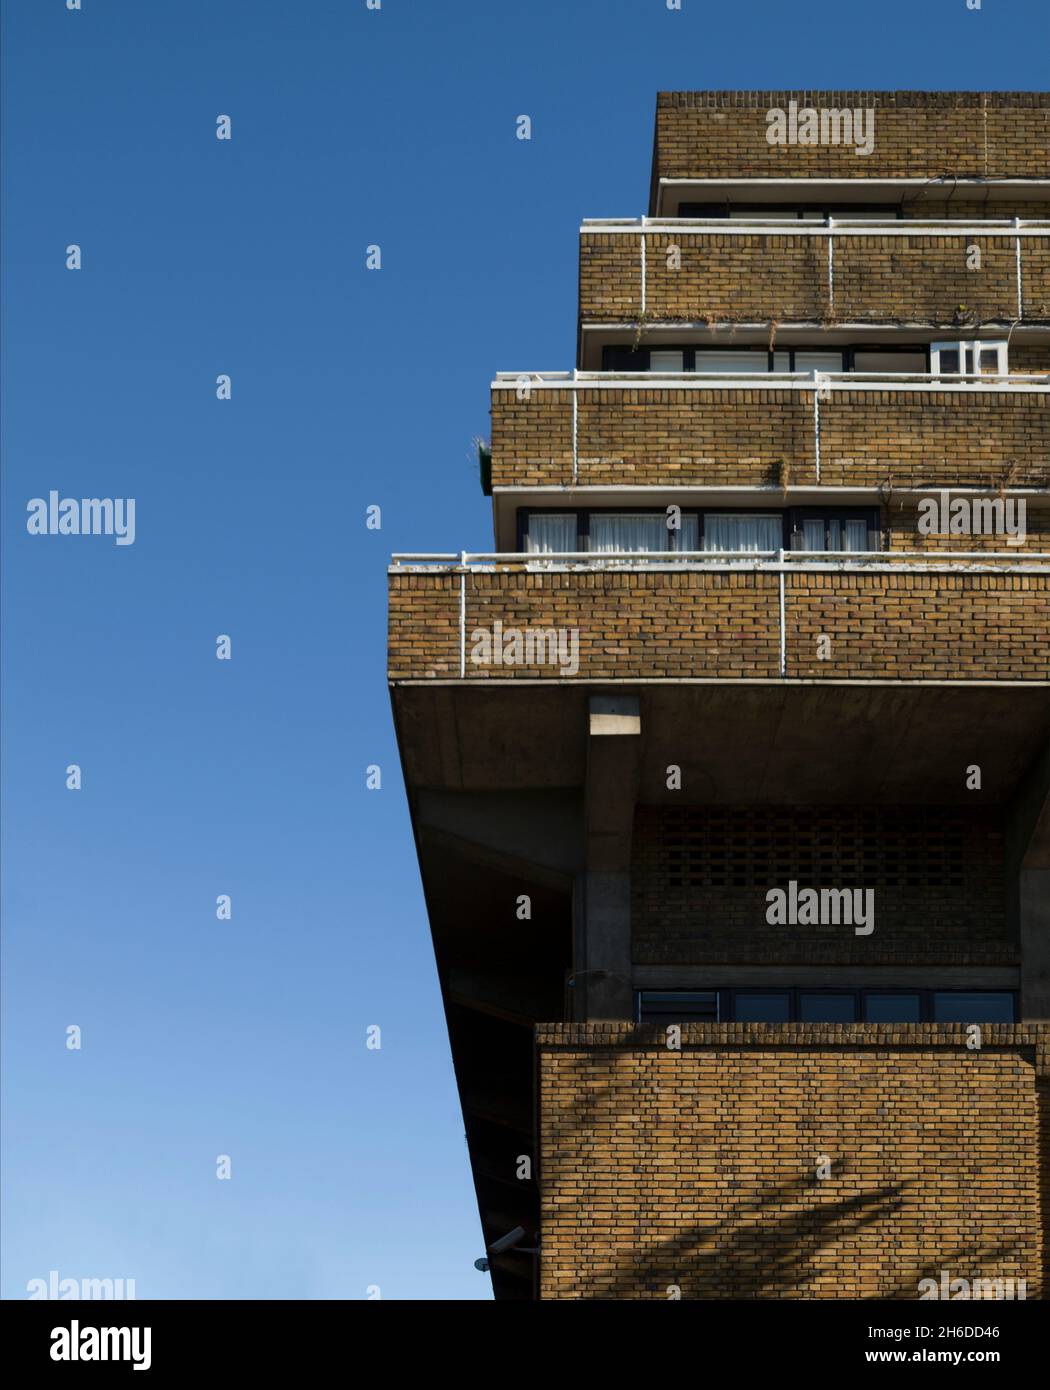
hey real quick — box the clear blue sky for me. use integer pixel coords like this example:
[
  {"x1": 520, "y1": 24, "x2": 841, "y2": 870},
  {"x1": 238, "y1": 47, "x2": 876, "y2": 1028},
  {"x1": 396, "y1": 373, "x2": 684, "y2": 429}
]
[{"x1": 2, "y1": 0, "x2": 1047, "y2": 1301}]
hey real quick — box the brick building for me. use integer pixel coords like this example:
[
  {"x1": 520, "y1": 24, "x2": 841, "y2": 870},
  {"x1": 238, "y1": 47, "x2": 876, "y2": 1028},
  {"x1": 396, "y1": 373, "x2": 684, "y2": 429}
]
[{"x1": 389, "y1": 92, "x2": 1050, "y2": 1300}]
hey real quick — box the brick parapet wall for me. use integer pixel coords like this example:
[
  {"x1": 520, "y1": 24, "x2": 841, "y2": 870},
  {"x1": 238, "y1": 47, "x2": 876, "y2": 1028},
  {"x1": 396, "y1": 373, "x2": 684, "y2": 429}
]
[
  {"x1": 388, "y1": 568, "x2": 1050, "y2": 682},
  {"x1": 490, "y1": 386, "x2": 1050, "y2": 490},
  {"x1": 651, "y1": 91, "x2": 1050, "y2": 186},
  {"x1": 536, "y1": 1021, "x2": 1048, "y2": 1300},
  {"x1": 579, "y1": 229, "x2": 1050, "y2": 324}
]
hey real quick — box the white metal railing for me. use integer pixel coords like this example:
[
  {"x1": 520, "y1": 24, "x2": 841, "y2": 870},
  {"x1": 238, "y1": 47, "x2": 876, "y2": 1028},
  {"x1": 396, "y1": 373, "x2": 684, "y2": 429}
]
[
  {"x1": 581, "y1": 217, "x2": 1050, "y2": 320},
  {"x1": 389, "y1": 550, "x2": 1050, "y2": 681},
  {"x1": 492, "y1": 371, "x2": 1050, "y2": 390},
  {"x1": 391, "y1": 550, "x2": 1050, "y2": 570},
  {"x1": 583, "y1": 217, "x2": 1050, "y2": 234}
]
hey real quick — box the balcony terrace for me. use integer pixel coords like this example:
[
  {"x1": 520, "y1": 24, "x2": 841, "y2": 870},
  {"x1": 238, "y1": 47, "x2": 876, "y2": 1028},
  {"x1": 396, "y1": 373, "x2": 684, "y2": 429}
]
[
  {"x1": 489, "y1": 371, "x2": 1050, "y2": 491},
  {"x1": 579, "y1": 218, "x2": 1050, "y2": 327},
  {"x1": 388, "y1": 550, "x2": 1050, "y2": 684}
]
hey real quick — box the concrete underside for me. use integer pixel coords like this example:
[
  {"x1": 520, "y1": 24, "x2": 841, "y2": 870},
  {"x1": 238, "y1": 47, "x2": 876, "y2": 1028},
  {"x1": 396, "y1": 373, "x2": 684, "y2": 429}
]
[{"x1": 390, "y1": 680, "x2": 1049, "y2": 1299}]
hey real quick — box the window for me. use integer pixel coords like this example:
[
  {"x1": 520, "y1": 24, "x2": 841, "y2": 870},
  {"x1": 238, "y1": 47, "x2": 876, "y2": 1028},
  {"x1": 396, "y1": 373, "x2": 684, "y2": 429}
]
[
  {"x1": 525, "y1": 514, "x2": 577, "y2": 555},
  {"x1": 636, "y1": 989, "x2": 1016, "y2": 1024},
  {"x1": 520, "y1": 509, "x2": 878, "y2": 558},
  {"x1": 648, "y1": 349, "x2": 684, "y2": 373},
  {"x1": 852, "y1": 350, "x2": 927, "y2": 375},
  {"x1": 678, "y1": 203, "x2": 902, "y2": 221},
  {"x1": 932, "y1": 992, "x2": 1016, "y2": 1023},
  {"x1": 801, "y1": 517, "x2": 869, "y2": 552},
  {"x1": 703, "y1": 513, "x2": 781, "y2": 554},
  {"x1": 591, "y1": 514, "x2": 668, "y2": 556},
  {"x1": 864, "y1": 993, "x2": 921, "y2": 1022},
  {"x1": 799, "y1": 992, "x2": 857, "y2": 1022},
  {"x1": 930, "y1": 340, "x2": 1008, "y2": 378},
  {"x1": 693, "y1": 350, "x2": 770, "y2": 374},
  {"x1": 734, "y1": 993, "x2": 791, "y2": 1022},
  {"x1": 637, "y1": 992, "x2": 718, "y2": 1023},
  {"x1": 795, "y1": 351, "x2": 844, "y2": 374}
]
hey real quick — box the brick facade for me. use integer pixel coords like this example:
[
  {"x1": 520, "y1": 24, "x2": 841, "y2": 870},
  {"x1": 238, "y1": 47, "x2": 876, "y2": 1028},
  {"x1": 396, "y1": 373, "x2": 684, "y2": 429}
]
[
  {"x1": 388, "y1": 567, "x2": 1050, "y2": 682},
  {"x1": 651, "y1": 91, "x2": 1050, "y2": 188},
  {"x1": 490, "y1": 385, "x2": 1050, "y2": 490},
  {"x1": 538, "y1": 1023, "x2": 1047, "y2": 1300},
  {"x1": 579, "y1": 228, "x2": 1050, "y2": 325}
]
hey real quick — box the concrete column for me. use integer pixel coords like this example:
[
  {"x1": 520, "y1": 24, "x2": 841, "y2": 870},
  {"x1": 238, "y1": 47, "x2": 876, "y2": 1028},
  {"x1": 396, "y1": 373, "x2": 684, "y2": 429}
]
[
  {"x1": 1009, "y1": 735, "x2": 1050, "y2": 1021},
  {"x1": 575, "y1": 696, "x2": 640, "y2": 1020}
]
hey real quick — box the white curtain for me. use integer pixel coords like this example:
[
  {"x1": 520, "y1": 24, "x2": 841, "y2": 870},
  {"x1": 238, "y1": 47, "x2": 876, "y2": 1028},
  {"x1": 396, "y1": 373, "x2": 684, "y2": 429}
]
[
  {"x1": 803, "y1": 518, "x2": 868, "y2": 552},
  {"x1": 527, "y1": 514, "x2": 577, "y2": 554},
  {"x1": 590, "y1": 514, "x2": 667, "y2": 555},
  {"x1": 703, "y1": 514, "x2": 781, "y2": 554}
]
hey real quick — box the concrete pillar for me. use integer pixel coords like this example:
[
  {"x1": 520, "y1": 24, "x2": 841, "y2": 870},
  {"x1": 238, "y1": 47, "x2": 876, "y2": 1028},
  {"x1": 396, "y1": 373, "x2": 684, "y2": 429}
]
[
  {"x1": 1010, "y1": 735, "x2": 1050, "y2": 1021},
  {"x1": 574, "y1": 696, "x2": 640, "y2": 1020}
]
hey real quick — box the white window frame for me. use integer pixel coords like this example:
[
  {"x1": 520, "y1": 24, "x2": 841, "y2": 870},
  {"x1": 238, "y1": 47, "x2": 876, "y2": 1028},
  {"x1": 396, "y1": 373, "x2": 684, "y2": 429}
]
[{"x1": 930, "y1": 339, "x2": 1008, "y2": 378}]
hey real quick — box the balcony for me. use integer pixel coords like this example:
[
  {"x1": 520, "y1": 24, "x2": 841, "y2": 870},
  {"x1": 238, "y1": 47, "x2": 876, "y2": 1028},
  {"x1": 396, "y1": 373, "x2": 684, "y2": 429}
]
[
  {"x1": 388, "y1": 551, "x2": 1050, "y2": 684},
  {"x1": 579, "y1": 219, "x2": 1050, "y2": 326},
  {"x1": 489, "y1": 371, "x2": 1050, "y2": 490}
]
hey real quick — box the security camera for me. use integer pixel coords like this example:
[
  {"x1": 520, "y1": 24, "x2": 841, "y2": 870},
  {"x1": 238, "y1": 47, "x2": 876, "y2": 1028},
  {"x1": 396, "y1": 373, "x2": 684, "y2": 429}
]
[
  {"x1": 473, "y1": 1257, "x2": 490, "y2": 1273},
  {"x1": 487, "y1": 1225, "x2": 526, "y2": 1256}
]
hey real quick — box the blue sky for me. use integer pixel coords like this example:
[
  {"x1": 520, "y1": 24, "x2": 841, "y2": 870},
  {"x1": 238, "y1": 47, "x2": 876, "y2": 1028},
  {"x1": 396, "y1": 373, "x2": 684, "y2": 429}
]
[{"x1": 2, "y1": 0, "x2": 1047, "y2": 1301}]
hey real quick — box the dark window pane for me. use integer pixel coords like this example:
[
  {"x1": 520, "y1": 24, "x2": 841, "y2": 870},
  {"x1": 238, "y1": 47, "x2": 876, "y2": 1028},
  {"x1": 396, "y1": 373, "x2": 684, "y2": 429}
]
[
  {"x1": 734, "y1": 992, "x2": 790, "y2": 1022},
  {"x1": 865, "y1": 993, "x2": 922, "y2": 1023},
  {"x1": 639, "y1": 992, "x2": 718, "y2": 1023},
  {"x1": 933, "y1": 992, "x2": 1015, "y2": 1024},
  {"x1": 799, "y1": 992, "x2": 856, "y2": 1022}
]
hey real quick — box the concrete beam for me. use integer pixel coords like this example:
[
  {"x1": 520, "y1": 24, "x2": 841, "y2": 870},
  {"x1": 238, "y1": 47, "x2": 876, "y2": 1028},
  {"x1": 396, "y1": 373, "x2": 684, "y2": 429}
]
[{"x1": 574, "y1": 697, "x2": 640, "y2": 1021}]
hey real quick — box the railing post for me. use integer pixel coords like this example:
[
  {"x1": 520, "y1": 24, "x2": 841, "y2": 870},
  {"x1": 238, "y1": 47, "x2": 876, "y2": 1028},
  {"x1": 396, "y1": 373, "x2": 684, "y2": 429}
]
[
  {"x1": 1015, "y1": 217, "x2": 1023, "y2": 320},
  {"x1": 640, "y1": 219, "x2": 647, "y2": 316},
  {"x1": 572, "y1": 372, "x2": 579, "y2": 486},
  {"x1": 778, "y1": 548, "x2": 787, "y2": 678},
  {"x1": 826, "y1": 215, "x2": 835, "y2": 316},
  {"x1": 812, "y1": 375, "x2": 822, "y2": 484},
  {"x1": 459, "y1": 552, "x2": 467, "y2": 679}
]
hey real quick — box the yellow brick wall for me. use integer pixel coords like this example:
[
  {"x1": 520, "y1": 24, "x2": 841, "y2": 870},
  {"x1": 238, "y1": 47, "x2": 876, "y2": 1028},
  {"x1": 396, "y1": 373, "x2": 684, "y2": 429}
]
[
  {"x1": 387, "y1": 569, "x2": 1050, "y2": 682},
  {"x1": 652, "y1": 91, "x2": 1050, "y2": 184},
  {"x1": 538, "y1": 1023, "x2": 1048, "y2": 1300},
  {"x1": 490, "y1": 386, "x2": 1050, "y2": 490},
  {"x1": 579, "y1": 230, "x2": 1050, "y2": 325}
]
